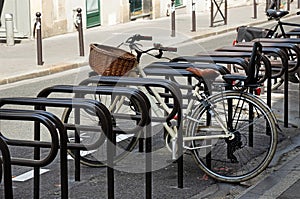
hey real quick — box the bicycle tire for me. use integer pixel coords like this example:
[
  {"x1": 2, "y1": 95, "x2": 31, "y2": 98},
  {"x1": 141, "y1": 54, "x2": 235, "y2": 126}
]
[
  {"x1": 186, "y1": 90, "x2": 278, "y2": 182},
  {"x1": 61, "y1": 92, "x2": 142, "y2": 167}
]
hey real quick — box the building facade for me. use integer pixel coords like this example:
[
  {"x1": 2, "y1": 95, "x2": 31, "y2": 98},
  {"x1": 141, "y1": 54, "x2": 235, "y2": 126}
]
[{"x1": 0, "y1": 0, "x2": 248, "y2": 39}]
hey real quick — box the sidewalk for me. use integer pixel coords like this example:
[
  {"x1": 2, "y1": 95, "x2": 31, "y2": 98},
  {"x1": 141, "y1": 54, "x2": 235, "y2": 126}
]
[
  {"x1": 1, "y1": 2, "x2": 300, "y2": 199},
  {"x1": 0, "y1": 2, "x2": 298, "y2": 85},
  {"x1": 238, "y1": 145, "x2": 300, "y2": 198}
]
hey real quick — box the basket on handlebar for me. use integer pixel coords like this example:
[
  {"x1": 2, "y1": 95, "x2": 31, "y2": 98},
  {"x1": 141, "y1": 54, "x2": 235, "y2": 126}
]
[{"x1": 89, "y1": 43, "x2": 137, "y2": 76}]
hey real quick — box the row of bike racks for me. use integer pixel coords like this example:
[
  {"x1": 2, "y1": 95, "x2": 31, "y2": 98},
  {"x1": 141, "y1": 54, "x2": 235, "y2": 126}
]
[
  {"x1": 0, "y1": 108, "x2": 62, "y2": 199},
  {"x1": 169, "y1": 46, "x2": 294, "y2": 127},
  {"x1": 0, "y1": 77, "x2": 183, "y2": 199},
  {"x1": 214, "y1": 43, "x2": 296, "y2": 128},
  {"x1": 0, "y1": 97, "x2": 112, "y2": 199},
  {"x1": 161, "y1": 37, "x2": 300, "y2": 128},
  {"x1": 1, "y1": 39, "x2": 300, "y2": 198},
  {"x1": 37, "y1": 84, "x2": 152, "y2": 198}
]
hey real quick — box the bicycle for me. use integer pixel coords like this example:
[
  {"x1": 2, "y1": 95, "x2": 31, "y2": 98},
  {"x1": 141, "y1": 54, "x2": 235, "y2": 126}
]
[
  {"x1": 235, "y1": 8, "x2": 300, "y2": 89},
  {"x1": 62, "y1": 35, "x2": 279, "y2": 182}
]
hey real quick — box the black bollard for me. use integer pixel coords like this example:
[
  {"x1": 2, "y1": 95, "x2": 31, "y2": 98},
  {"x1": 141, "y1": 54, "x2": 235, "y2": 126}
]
[
  {"x1": 34, "y1": 12, "x2": 43, "y2": 66},
  {"x1": 76, "y1": 8, "x2": 84, "y2": 56},
  {"x1": 191, "y1": 0, "x2": 196, "y2": 32},
  {"x1": 171, "y1": 0, "x2": 175, "y2": 37},
  {"x1": 0, "y1": 0, "x2": 4, "y2": 27},
  {"x1": 224, "y1": 0, "x2": 227, "y2": 25},
  {"x1": 253, "y1": 0, "x2": 257, "y2": 19}
]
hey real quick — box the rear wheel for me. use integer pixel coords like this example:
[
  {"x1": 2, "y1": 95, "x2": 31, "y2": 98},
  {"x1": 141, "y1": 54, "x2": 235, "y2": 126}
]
[{"x1": 186, "y1": 91, "x2": 278, "y2": 182}]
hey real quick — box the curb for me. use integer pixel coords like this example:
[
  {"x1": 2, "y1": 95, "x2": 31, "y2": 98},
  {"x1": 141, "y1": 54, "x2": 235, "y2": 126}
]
[
  {"x1": 237, "y1": 146, "x2": 300, "y2": 199},
  {"x1": 182, "y1": 12, "x2": 298, "y2": 43},
  {"x1": 0, "y1": 61, "x2": 88, "y2": 85}
]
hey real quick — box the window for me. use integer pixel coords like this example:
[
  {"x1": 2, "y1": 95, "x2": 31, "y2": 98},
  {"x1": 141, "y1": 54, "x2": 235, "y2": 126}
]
[
  {"x1": 175, "y1": 0, "x2": 182, "y2": 6},
  {"x1": 130, "y1": 0, "x2": 143, "y2": 13}
]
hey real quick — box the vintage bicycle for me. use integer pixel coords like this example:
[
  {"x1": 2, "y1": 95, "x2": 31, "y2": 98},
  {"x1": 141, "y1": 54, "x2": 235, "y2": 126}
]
[{"x1": 62, "y1": 35, "x2": 279, "y2": 182}]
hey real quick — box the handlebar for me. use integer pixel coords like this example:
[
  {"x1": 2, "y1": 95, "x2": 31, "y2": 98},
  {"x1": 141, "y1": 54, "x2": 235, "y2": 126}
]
[
  {"x1": 153, "y1": 43, "x2": 178, "y2": 52},
  {"x1": 122, "y1": 34, "x2": 178, "y2": 62},
  {"x1": 125, "y1": 34, "x2": 177, "y2": 52},
  {"x1": 137, "y1": 35, "x2": 153, "y2": 41},
  {"x1": 125, "y1": 34, "x2": 153, "y2": 44}
]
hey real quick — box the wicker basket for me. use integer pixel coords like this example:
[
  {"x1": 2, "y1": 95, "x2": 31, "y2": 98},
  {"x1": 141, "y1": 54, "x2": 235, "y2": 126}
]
[{"x1": 89, "y1": 43, "x2": 137, "y2": 76}]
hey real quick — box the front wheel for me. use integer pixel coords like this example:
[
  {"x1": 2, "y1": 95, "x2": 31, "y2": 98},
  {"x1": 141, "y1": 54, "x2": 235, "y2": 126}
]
[
  {"x1": 61, "y1": 93, "x2": 143, "y2": 167},
  {"x1": 186, "y1": 91, "x2": 278, "y2": 182}
]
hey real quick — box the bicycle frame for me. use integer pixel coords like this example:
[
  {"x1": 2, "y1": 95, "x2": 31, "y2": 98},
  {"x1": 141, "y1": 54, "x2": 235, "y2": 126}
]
[
  {"x1": 106, "y1": 60, "x2": 235, "y2": 160},
  {"x1": 273, "y1": 20, "x2": 300, "y2": 37}
]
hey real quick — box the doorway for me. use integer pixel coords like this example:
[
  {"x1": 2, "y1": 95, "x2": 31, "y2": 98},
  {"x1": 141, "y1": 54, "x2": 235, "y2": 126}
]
[{"x1": 86, "y1": 0, "x2": 101, "y2": 28}]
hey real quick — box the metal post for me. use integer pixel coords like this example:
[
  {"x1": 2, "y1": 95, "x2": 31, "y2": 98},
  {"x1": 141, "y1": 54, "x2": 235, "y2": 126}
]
[
  {"x1": 171, "y1": 0, "x2": 175, "y2": 37},
  {"x1": 266, "y1": 0, "x2": 269, "y2": 11},
  {"x1": 35, "y1": 12, "x2": 43, "y2": 65},
  {"x1": 299, "y1": 81, "x2": 300, "y2": 119},
  {"x1": 298, "y1": 0, "x2": 300, "y2": 9},
  {"x1": 5, "y1": 13, "x2": 14, "y2": 46},
  {"x1": 0, "y1": 137, "x2": 13, "y2": 199},
  {"x1": 287, "y1": 0, "x2": 290, "y2": 10},
  {"x1": 33, "y1": 120, "x2": 41, "y2": 199},
  {"x1": 277, "y1": 0, "x2": 281, "y2": 9},
  {"x1": 191, "y1": 0, "x2": 196, "y2": 32},
  {"x1": 145, "y1": 112, "x2": 152, "y2": 199},
  {"x1": 0, "y1": 0, "x2": 4, "y2": 27},
  {"x1": 225, "y1": 0, "x2": 227, "y2": 25},
  {"x1": 76, "y1": 8, "x2": 84, "y2": 56},
  {"x1": 253, "y1": 0, "x2": 257, "y2": 19},
  {"x1": 210, "y1": 0, "x2": 213, "y2": 27}
]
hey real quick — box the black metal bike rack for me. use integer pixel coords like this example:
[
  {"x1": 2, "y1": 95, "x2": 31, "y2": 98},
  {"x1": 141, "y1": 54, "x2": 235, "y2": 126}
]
[
  {"x1": 214, "y1": 45, "x2": 290, "y2": 127},
  {"x1": 236, "y1": 41, "x2": 300, "y2": 125},
  {"x1": 144, "y1": 62, "x2": 232, "y2": 100},
  {"x1": 170, "y1": 54, "x2": 258, "y2": 95},
  {"x1": 172, "y1": 50, "x2": 277, "y2": 110},
  {"x1": 37, "y1": 85, "x2": 152, "y2": 199},
  {"x1": 0, "y1": 97, "x2": 112, "y2": 199},
  {"x1": 0, "y1": 108, "x2": 61, "y2": 199},
  {"x1": 78, "y1": 76, "x2": 184, "y2": 190},
  {"x1": 0, "y1": 114, "x2": 13, "y2": 199},
  {"x1": 253, "y1": 37, "x2": 300, "y2": 123},
  {"x1": 236, "y1": 42, "x2": 300, "y2": 74},
  {"x1": 171, "y1": 56, "x2": 250, "y2": 72},
  {"x1": 145, "y1": 62, "x2": 231, "y2": 75}
]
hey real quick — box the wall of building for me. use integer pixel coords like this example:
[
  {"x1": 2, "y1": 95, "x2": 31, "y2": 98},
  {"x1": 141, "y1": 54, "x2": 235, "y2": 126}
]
[
  {"x1": 29, "y1": 0, "x2": 85, "y2": 38},
  {"x1": 151, "y1": 0, "x2": 161, "y2": 19},
  {"x1": 1, "y1": 0, "x2": 254, "y2": 39},
  {"x1": 0, "y1": 0, "x2": 31, "y2": 38},
  {"x1": 159, "y1": 0, "x2": 189, "y2": 17},
  {"x1": 101, "y1": 0, "x2": 122, "y2": 25}
]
